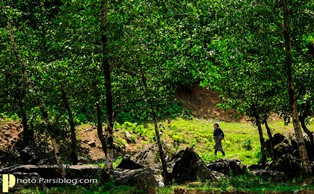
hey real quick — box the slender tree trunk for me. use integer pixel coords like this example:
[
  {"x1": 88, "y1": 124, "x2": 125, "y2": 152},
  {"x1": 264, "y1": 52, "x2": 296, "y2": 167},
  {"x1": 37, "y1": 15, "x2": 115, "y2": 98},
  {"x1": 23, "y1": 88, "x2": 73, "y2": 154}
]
[
  {"x1": 38, "y1": 102, "x2": 65, "y2": 176},
  {"x1": 96, "y1": 102, "x2": 112, "y2": 181},
  {"x1": 281, "y1": 0, "x2": 312, "y2": 174},
  {"x1": 300, "y1": 114, "x2": 313, "y2": 146},
  {"x1": 100, "y1": 0, "x2": 114, "y2": 174},
  {"x1": 61, "y1": 88, "x2": 78, "y2": 164},
  {"x1": 264, "y1": 116, "x2": 275, "y2": 160},
  {"x1": 7, "y1": 18, "x2": 65, "y2": 177},
  {"x1": 139, "y1": 63, "x2": 170, "y2": 185},
  {"x1": 251, "y1": 105, "x2": 266, "y2": 167},
  {"x1": 16, "y1": 97, "x2": 34, "y2": 146},
  {"x1": 96, "y1": 102, "x2": 108, "y2": 157},
  {"x1": 256, "y1": 116, "x2": 266, "y2": 168}
]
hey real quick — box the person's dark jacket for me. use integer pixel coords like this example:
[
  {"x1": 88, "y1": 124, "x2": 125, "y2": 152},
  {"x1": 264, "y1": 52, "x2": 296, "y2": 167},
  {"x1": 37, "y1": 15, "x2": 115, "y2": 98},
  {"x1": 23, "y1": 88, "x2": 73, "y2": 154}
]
[{"x1": 213, "y1": 127, "x2": 224, "y2": 137}]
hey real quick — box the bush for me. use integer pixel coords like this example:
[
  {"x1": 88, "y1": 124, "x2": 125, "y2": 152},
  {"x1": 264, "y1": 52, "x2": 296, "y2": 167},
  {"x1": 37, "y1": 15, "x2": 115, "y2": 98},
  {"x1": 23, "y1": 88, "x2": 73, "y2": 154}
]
[{"x1": 243, "y1": 139, "x2": 253, "y2": 151}]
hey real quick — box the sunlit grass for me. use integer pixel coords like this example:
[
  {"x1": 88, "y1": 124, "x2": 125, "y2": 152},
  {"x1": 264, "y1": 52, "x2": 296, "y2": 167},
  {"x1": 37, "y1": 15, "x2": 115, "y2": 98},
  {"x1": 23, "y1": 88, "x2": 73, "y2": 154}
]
[
  {"x1": 122, "y1": 117, "x2": 314, "y2": 165},
  {"x1": 158, "y1": 174, "x2": 314, "y2": 194}
]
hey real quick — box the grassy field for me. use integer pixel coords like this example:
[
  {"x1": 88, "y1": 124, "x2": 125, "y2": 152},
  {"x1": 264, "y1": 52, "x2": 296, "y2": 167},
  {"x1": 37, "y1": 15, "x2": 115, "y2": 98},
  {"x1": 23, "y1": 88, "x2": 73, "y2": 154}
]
[{"x1": 115, "y1": 117, "x2": 314, "y2": 165}]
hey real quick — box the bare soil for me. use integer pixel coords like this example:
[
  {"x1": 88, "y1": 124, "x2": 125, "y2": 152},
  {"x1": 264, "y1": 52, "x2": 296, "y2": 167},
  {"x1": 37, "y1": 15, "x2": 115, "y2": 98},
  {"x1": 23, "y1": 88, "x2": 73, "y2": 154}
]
[{"x1": 175, "y1": 84, "x2": 247, "y2": 122}]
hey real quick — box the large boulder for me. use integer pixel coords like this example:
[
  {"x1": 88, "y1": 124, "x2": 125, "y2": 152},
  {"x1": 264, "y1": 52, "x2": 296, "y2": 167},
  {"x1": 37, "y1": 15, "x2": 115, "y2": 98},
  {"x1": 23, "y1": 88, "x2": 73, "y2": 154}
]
[
  {"x1": 113, "y1": 167, "x2": 158, "y2": 193},
  {"x1": 166, "y1": 149, "x2": 185, "y2": 174},
  {"x1": 132, "y1": 142, "x2": 171, "y2": 169},
  {"x1": 20, "y1": 146, "x2": 56, "y2": 165},
  {"x1": 207, "y1": 159, "x2": 247, "y2": 176},
  {"x1": 273, "y1": 133, "x2": 285, "y2": 145},
  {"x1": 269, "y1": 154, "x2": 302, "y2": 178},
  {"x1": 116, "y1": 154, "x2": 143, "y2": 169},
  {"x1": 171, "y1": 147, "x2": 215, "y2": 183},
  {"x1": 250, "y1": 169, "x2": 286, "y2": 182},
  {"x1": 265, "y1": 133, "x2": 314, "y2": 161}
]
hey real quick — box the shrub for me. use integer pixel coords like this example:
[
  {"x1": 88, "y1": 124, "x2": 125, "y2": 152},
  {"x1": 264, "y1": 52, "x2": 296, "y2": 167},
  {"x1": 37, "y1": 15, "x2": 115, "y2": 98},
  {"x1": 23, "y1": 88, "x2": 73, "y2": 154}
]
[{"x1": 243, "y1": 139, "x2": 253, "y2": 151}]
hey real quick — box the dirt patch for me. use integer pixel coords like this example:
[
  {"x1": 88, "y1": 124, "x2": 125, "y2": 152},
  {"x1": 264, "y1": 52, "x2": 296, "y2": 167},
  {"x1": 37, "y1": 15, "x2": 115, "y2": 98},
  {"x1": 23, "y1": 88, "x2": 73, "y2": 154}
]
[
  {"x1": 0, "y1": 120, "x2": 143, "y2": 164},
  {"x1": 175, "y1": 84, "x2": 246, "y2": 122},
  {"x1": 77, "y1": 125, "x2": 144, "y2": 161},
  {"x1": 0, "y1": 120, "x2": 24, "y2": 167},
  {"x1": 0, "y1": 120, "x2": 23, "y2": 152}
]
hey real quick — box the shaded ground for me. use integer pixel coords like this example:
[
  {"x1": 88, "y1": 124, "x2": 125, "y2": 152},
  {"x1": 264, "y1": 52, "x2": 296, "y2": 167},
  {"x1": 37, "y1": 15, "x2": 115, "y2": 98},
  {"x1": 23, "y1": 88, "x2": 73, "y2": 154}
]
[
  {"x1": 0, "y1": 86, "x2": 239, "y2": 162},
  {"x1": 0, "y1": 86, "x2": 297, "y2": 165},
  {"x1": 77, "y1": 125, "x2": 143, "y2": 161}
]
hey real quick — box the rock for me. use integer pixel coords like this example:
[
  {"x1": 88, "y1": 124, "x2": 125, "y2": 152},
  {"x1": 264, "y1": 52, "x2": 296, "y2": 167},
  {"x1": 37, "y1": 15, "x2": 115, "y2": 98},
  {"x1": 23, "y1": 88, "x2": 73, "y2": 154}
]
[
  {"x1": 88, "y1": 140, "x2": 96, "y2": 147},
  {"x1": 207, "y1": 159, "x2": 247, "y2": 176},
  {"x1": 250, "y1": 169, "x2": 286, "y2": 182},
  {"x1": 20, "y1": 146, "x2": 56, "y2": 165},
  {"x1": 124, "y1": 131, "x2": 135, "y2": 143},
  {"x1": 117, "y1": 155, "x2": 144, "y2": 169},
  {"x1": 167, "y1": 150, "x2": 184, "y2": 174},
  {"x1": 211, "y1": 170, "x2": 228, "y2": 179},
  {"x1": 265, "y1": 133, "x2": 314, "y2": 161},
  {"x1": 273, "y1": 142, "x2": 290, "y2": 158},
  {"x1": 132, "y1": 142, "x2": 170, "y2": 169},
  {"x1": 269, "y1": 154, "x2": 302, "y2": 178},
  {"x1": 65, "y1": 165, "x2": 101, "y2": 181},
  {"x1": 248, "y1": 164, "x2": 263, "y2": 171},
  {"x1": 114, "y1": 167, "x2": 158, "y2": 193},
  {"x1": 171, "y1": 147, "x2": 215, "y2": 183},
  {"x1": 273, "y1": 133, "x2": 285, "y2": 145},
  {"x1": 77, "y1": 156, "x2": 90, "y2": 164}
]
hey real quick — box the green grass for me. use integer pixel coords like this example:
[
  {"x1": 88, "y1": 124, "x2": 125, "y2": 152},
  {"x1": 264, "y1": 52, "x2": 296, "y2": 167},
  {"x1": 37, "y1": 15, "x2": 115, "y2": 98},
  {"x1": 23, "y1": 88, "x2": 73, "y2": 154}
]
[
  {"x1": 158, "y1": 175, "x2": 314, "y2": 193},
  {"x1": 116, "y1": 117, "x2": 314, "y2": 165}
]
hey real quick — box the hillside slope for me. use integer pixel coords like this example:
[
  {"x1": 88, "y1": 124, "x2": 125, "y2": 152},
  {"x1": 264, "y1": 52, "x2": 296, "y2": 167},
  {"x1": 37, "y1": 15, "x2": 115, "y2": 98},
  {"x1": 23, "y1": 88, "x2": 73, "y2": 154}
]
[{"x1": 176, "y1": 84, "x2": 245, "y2": 122}]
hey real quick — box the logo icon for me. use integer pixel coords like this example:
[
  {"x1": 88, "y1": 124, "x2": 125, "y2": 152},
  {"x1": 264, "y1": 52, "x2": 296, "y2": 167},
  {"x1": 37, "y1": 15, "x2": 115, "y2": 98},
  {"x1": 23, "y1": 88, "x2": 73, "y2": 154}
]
[{"x1": 2, "y1": 174, "x2": 16, "y2": 193}]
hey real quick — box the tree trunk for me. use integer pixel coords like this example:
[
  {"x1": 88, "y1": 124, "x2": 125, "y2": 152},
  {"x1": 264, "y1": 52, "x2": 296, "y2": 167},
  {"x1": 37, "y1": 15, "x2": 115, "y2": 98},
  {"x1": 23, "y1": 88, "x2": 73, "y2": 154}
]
[
  {"x1": 16, "y1": 98, "x2": 34, "y2": 146},
  {"x1": 263, "y1": 116, "x2": 275, "y2": 160},
  {"x1": 100, "y1": 0, "x2": 114, "y2": 174},
  {"x1": 96, "y1": 102, "x2": 111, "y2": 181},
  {"x1": 281, "y1": 0, "x2": 312, "y2": 174},
  {"x1": 251, "y1": 104, "x2": 266, "y2": 167},
  {"x1": 255, "y1": 116, "x2": 266, "y2": 168},
  {"x1": 139, "y1": 63, "x2": 170, "y2": 185},
  {"x1": 300, "y1": 114, "x2": 313, "y2": 146},
  {"x1": 61, "y1": 88, "x2": 78, "y2": 165},
  {"x1": 6, "y1": 18, "x2": 65, "y2": 177},
  {"x1": 38, "y1": 102, "x2": 65, "y2": 177},
  {"x1": 96, "y1": 102, "x2": 108, "y2": 157}
]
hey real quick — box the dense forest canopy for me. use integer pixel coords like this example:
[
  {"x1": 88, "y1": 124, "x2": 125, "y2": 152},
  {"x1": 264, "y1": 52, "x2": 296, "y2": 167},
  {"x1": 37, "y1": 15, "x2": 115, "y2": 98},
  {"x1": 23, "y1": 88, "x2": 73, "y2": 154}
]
[{"x1": 0, "y1": 0, "x2": 314, "y2": 178}]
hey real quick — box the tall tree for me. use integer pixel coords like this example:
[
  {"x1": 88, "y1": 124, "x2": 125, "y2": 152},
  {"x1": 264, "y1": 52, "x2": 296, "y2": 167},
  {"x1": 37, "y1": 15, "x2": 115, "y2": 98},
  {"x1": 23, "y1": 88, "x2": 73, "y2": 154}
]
[
  {"x1": 281, "y1": 0, "x2": 311, "y2": 174},
  {"x1": 100, "y1": 0, "x2": 114, "y2": 174}
]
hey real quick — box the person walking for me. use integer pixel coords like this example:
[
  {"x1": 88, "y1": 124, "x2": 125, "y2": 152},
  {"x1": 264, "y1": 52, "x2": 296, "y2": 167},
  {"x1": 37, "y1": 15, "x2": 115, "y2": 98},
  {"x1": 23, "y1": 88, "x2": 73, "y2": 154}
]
[{"x1": 213, "y1": 122, "x2": 225, "y2": 156}]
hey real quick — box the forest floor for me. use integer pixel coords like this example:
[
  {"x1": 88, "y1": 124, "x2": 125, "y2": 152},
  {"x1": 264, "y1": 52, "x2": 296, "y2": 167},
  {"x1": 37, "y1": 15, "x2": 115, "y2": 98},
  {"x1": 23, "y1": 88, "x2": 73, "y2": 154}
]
[
  {"x1": 1, "y1": 115, "x2": 314, "y2": 194},
  {"x1": 1, "y1": 86, "x2": 314, "y2": 193},
  {"x1": 0, "y1": 116, "x2": 310, "y2": 166},
  {"x1": 0, "y1": 85, "x2": 307, "y2": 166}
]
